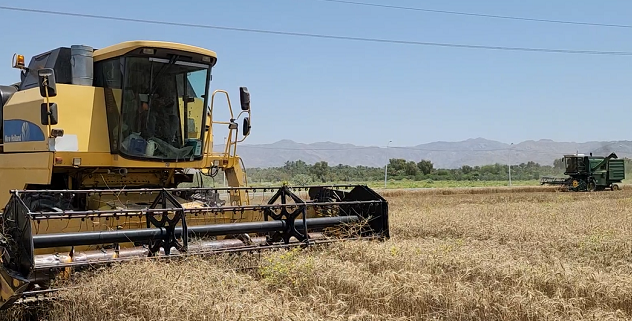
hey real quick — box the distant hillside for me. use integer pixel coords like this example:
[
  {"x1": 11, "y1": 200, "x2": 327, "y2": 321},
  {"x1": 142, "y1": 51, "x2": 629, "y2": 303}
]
[{"x1": 214, "y1": 138, "x2": 632, "y2": 169}]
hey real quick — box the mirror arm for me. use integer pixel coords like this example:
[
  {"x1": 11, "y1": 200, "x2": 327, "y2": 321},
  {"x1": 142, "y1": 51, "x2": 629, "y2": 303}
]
[{"x1": 42, "y1": 76, "x2": 52, "y2": 136}]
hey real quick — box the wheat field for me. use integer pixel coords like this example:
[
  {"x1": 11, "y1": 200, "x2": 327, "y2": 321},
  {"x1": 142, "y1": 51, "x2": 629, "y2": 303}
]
[{"x1": 4, "y1": 187, "x2": 632, "y2": 320}]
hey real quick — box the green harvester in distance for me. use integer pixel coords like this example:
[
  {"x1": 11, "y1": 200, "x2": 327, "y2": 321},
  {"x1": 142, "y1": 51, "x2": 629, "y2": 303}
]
[{"x1": 540, "y1": 152, "x2": 624, "y2": 192}]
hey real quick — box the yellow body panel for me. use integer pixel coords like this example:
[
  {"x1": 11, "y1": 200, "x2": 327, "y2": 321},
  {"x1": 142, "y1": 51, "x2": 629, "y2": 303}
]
[
  {"x1": 3, "y1": 85, "x2": 111, "y2": 153},
  {"x1": 1, "y1": 88, "x2": 49, "y2": 152},
  {"x1": 93, "y1": 40, "x2": 217, "y2": 62},
  {"x1": 0, "y1": 153, "x2": 53, "y2": 206},
  {"x1": 50, "y1": 152, "x2": 236, "y2": 170},
  {"x1": 52, "y1": 85, "x2": 111, "y2": 153}
]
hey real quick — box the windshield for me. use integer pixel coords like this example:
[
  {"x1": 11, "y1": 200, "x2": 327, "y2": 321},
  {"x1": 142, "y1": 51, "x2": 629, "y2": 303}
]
[{"x1": 119, "y1": 57, "x2": 209, "y2": 161}]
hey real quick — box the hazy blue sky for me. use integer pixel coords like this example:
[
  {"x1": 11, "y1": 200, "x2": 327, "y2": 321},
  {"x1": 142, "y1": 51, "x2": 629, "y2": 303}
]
[{"x1": 0, "y1": 0, "x2": 631, "y2": 147}]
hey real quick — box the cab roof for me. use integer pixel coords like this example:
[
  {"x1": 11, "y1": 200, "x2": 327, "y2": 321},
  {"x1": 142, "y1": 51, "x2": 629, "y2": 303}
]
[{"x1": 93, "y1": 40, "x2": 217, "y2": 62}]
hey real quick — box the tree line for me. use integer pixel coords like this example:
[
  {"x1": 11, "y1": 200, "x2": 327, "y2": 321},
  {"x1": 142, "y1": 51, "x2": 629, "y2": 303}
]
[
  {"x1": 245, "y1": 158, "x2": 555, "y2": 184},
  {"x1": 243, "y1": 156, "x2": 632, "y2": 185}
]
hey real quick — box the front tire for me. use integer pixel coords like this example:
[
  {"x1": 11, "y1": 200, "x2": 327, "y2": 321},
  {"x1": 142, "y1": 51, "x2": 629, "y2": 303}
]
[{"x1": 587, "y1": 178, "x2": 596, "y2": 192}]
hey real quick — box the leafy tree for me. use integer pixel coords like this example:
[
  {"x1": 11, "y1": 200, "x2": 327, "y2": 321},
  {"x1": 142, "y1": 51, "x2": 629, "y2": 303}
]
[
  {"x1": 292, "y1": 174, "x2": 312, "y2": 185},
  {"x1": 417, "y1": 159, "x2": 434, "y2": 175},
  {"x1": 311, "y1": 161, "x2": 330, "y2": 182},
  {"x1": 405, "y1": 161, "x2": 419, "y2": 176}
]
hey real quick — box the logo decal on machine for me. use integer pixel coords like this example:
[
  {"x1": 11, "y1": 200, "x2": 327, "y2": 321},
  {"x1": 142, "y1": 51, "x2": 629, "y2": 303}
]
[{"x1": 3, "y1": 119, "x2": 45, "y2": 142}]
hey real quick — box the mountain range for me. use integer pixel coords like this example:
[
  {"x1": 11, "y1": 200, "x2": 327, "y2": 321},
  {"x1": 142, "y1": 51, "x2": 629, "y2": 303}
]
[{"x1": 214, "y1": 138, "x2": 632, "y2": 169}]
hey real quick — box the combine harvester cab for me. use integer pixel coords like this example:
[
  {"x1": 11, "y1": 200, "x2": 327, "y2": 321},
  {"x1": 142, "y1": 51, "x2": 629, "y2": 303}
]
[{"x1": 0, "y1": 41, "x2": 389, "y2": 310}]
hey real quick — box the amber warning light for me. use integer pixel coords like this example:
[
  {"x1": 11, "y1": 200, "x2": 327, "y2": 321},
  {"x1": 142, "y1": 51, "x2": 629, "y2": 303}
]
[{"x1": 12, "y1": 53, "x2": 25, "y2": 70}]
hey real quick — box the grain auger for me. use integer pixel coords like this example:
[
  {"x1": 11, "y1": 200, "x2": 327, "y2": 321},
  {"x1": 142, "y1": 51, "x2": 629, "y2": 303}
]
[{"x1": 0, "y1": 40, "x2": 389, "y2": 310}]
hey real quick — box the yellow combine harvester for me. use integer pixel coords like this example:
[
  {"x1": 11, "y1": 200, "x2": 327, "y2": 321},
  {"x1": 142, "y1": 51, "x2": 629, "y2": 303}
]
[{"x1": 0, "y1": 41, "x2": 389, "y2": 309}]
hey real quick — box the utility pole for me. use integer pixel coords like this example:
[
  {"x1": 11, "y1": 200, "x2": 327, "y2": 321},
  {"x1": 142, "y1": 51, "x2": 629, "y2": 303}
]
[
  {"x1": 508, "y1": 163, "x2": 511, "y2": 186},
  {"x1": 508, "y1": 143, "x2": 513, "y2": 186},
  {"x1": 384, "y1": 140, "x2": 392, "y2": 188}
]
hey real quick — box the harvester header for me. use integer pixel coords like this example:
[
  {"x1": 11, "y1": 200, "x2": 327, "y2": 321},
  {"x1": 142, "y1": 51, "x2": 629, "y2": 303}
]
[{"x1": 0, "y1": 40, "x2": 390, "y2": 310}]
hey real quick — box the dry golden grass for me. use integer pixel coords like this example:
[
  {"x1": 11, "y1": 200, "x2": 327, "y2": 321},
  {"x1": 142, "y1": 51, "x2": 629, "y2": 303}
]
[
  {"x1": 379, "y1": 184, "x2": 629, "y2": 198},
  {"x1": 4, "y1": 187, "x2": 632, "y2": 320}
]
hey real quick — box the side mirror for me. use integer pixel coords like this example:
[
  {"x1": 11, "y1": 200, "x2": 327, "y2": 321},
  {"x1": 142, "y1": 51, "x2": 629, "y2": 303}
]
[
  {"x1": 243, "y1": 117, "x2": 251, "y2": 136},
  {"x1": 38, "y1": 68, "x2": 57, "y2": 98},
  {"x1": 41, "y1": 102, "x2": 59, "y2": 125},
  {"x1": 239, "y1": 87, "x2": 250, "y2": 111}
]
